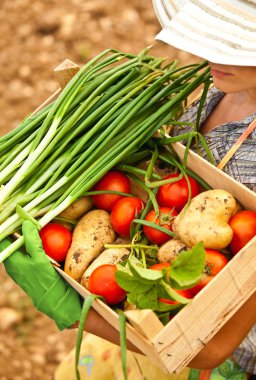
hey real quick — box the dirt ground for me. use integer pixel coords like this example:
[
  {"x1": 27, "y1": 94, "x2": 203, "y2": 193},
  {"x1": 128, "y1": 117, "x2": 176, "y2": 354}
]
[{"x1": 0, "y1": 1, "x2": 195, "y2": 379}]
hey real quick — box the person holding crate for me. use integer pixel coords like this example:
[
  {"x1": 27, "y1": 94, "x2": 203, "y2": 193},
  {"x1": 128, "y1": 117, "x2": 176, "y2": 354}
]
[
  {"x1": 1, "y1": 0, "x2": 256, "y2": 379},
  {"x1": 149, "y1": 1, "x2": 256, "y2": 377}
]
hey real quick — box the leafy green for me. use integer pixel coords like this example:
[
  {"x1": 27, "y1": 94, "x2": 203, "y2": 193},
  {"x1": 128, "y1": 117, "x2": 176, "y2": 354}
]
[
  {"x1": 116, "y1": 242, "x2": 206, "y2": 313},
  {"x1": 157, "y1": 280, "x2": 191, "y2": 304},
  {"x1": 155, "y1": 300, "x2": 182, "y2": 312},
  {"x1": 169, "y1": 242, "x2": 206, "y2": 289},
  {"x1": 127, "y1": 287, "x2": 158, "y2": 310},
  {"x1": 115, "y1": 264, "x2": 152, "y2": 293},
  {"x1": 128, "y1": 256, "x2": 164, "y2": 283}
]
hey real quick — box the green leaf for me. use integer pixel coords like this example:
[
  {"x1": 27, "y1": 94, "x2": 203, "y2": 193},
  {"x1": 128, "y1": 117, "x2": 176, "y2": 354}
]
[
  {"x1": 127, "y1": 255, "x2": 144, "y2": 267},
  {"x1": 127, "y1": 256, "x2": 163, "y2": 284},
  {"x1": 145, "y1": 247, "x2": 158, "y2": 259},
  {"x1": 155, "y1": 300, "x2": 182, "y2": 312},
  {"x1": 230, "y1": 374, "x2": 248, "y2": 380},
  {"x1": 217, "y1": 359, "x2": 247, "y2": 379},
  {"x1": 230, "y1": 360, "x2": 247, "y2": 376},
  {"x1": 126, "y1": 287, "x2": 158, "y2": 310},
  {"x1": 218, "y1": 360, "x2": 232, "y2": 378},
  {"x1": 169, "y1": 242, "x2": 206, "y2": 289},
  {"x1": 209, "y1": 368, "x2": 225, "y2": 380},
  {"x1": 127, "y1": 293, "x2": 139, "y2": 306},
  {"x1": 137, "y1": 287, "x2": 158, "y2": 310},
  {"x1": 187, "y1": 368, "x2": 201, "y2": 380},
  {"x1": 158, "y1": 280, "x2": 191, "y2": 304},
  {"x1": 115, "y1": 265, "x2": 152, "y2": 293}
]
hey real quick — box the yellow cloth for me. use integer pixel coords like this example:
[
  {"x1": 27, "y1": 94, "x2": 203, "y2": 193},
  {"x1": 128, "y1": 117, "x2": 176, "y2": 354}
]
[{"x1": 54, "y1": 333, "x2": 189, "y2": 380}]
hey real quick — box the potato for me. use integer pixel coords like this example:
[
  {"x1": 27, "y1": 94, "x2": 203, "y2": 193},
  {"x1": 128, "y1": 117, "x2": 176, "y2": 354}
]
[
  {"x1": 64, "y1": 210, "x2": 115, "y2": 281},
  {"x1": 157, "y1": 239, "x2": 188, "y2": 264},
  {"x1": 173, "y1": 189, "x2": 237, "y2": 250},
  {"x1": 58, "y1": 196, "x2": 93, "y2": 220},
  {"x1": 81, "y1": 247, "x2": 130, "y2": 288}
]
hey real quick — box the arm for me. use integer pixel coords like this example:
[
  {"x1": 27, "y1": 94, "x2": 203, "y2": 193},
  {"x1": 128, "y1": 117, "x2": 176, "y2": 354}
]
[
  {"x1": 71, "y1": 308, "x2": 141, "y2": 353},
  {"x1": 75, "y1": 290, "x2": 256, "y2": 368},
  {"x1": 189, "y1": 290, "x2": 256, "y2": 369}
]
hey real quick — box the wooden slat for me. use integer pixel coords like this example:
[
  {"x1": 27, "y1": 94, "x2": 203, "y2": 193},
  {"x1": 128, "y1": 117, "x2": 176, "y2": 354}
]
[
  {"x1": 124, "y1": 309, "x2": 164, "y2": 340},
  {"x1": 152, "y1": 237, "x2": 256, "y2": 373},
  {"x1": 171, "y1": 142, "x2": 256, "y2": 211},
  {"x1": 54, "y1": 59, "x2": 80, "y2": 89}
]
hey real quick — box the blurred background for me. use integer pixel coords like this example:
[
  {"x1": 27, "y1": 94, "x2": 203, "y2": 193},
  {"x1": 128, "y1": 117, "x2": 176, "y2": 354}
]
[{"x1": 0, "y1": 1, "x2": 195, "y2": 379}]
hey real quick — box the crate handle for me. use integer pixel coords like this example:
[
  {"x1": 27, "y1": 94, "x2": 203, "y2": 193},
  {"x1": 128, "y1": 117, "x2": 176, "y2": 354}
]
[
  {"x1": 54, "y1": 59, "x2": 80, "y2": 89},
  {"x1": 124, "y1": 309, "x2": 164, "y2": 340}
]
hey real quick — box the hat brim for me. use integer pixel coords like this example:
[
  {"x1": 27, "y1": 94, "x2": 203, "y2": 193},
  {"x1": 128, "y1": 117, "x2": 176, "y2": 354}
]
[{"x1": 153, "y1": 0, "x2": 256, "y2": 66}]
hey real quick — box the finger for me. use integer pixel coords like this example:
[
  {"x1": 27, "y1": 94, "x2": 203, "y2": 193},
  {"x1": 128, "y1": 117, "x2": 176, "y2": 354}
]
[
  {"x1": 22, "y1": 220, "x2": 46, "y2": 258},
  {"x1": 22, "y1": 220, "x2": 61, "y2": 279},
  {"x1": 0, "y1": 238, "x2": 13, "y2": 251},
  {"x1": 0, "y1": 238, "x2": 28, "y2": 266},
  {"x1": 53, "y1": 286, "x2": 82, "y2": 331}
]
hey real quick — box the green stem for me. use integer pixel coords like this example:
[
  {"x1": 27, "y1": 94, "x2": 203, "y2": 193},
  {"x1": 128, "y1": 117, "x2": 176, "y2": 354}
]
[{"x1": 75, "y1": 295, "x2": 97, "y2": 380}]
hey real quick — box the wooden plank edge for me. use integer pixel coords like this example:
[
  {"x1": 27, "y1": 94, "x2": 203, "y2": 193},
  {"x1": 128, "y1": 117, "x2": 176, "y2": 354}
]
[
  {"x1": 53, "y1": 266, "x2": 170, "y2": 374},
  {"x1": 151, "y1": 237, "x2": 256, "y2": 373},
  {"x1": 124, "y1": 309, "x2": 164, "y2": 340},
  {"x1": 171, "y1": 142, "x2": 256, "y2": 210}
]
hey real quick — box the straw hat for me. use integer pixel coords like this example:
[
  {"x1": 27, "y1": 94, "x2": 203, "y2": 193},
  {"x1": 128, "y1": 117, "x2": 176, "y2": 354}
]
[{"x1": 152, "y1": 0, "x2": 256, "y2": 66}]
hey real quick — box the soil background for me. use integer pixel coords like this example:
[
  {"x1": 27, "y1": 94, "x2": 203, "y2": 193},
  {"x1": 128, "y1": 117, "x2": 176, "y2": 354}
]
[{"x1": 0, "y1": 1, "x2": 195, "y2": 379}]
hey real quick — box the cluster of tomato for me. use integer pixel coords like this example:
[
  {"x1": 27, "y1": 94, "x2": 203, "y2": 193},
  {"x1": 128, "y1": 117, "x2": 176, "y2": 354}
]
[
  {"x1": 38, "y1": 170, "x2": 256, "y2": 306},
  {"x1": 92, "y1": 170, "x2": 200, "y2": 244}
]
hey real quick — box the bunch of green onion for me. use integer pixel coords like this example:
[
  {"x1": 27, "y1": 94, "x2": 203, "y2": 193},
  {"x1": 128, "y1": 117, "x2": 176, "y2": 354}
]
[{"x1": 0, "y1": 48, "x2": 210, "y2": 262}]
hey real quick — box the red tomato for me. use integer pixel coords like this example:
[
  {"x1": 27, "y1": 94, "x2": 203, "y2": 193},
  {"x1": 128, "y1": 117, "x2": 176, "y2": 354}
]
[
  {"x1": 150, "y1": 262, "x2": 171, "y2": 272},
  {"x1": 156, "y1": 173, "x2": 200, "y2": 211},
  {"x1": 39, "y1": 223, "x2": 72, "y2": 262},
  {"x1": 110, "y1": 197, "x2": 144, "y2": 237},
  {"x1": 229, "y1": 210, "x2": 256, "y2": 255},
  {"x1": 92, "y1": 171, "x2": 130, "y2": 211},
  {"x1": 158, "y1": 288, "x2": 193, "y2": 305},
  {"x1": 143, "y1": 207, "x2": 178, "y2": 245},
  {"x1": 88, "y1": 264, "x2": 126, "y2": 305},
  {"x1": 150, "y1": 263, "x2": 193, "y2": 304},
  {"x1": 189, "y1": 249, "x2": 228, "y2": 296}
]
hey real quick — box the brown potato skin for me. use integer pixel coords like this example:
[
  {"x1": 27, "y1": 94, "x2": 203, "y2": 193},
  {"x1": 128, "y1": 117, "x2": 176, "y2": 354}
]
[
  {"x1": 59, "y1": 196, "x2": 93, "y2": 220},
  {"x1": 64, "y1": 210, "x2": 115, "y2": 281},
  {"x1": 81, "y1": 248, "x2": 130, "y2": 288},
  {"x1": 157, "y1": 239, "x2": 188, "y2": 264},
  {"x1": 173, "y1": 189, "x2": 237, "y2": 250}
]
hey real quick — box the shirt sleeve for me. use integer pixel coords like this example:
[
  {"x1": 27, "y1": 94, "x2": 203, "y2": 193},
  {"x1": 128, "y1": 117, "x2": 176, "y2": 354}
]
[{"x1": 233, "y1": 325, "x2": 256, "y2": 374}]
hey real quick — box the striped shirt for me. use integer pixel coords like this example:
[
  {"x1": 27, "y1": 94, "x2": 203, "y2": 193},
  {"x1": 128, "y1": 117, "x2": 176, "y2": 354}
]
[
  {"x1": 173, "y1": 86, "x2": 256, "y2": 192},
  {"x1": 233, "y1": 327, "x2": 256, "y2": 375},
  {"x1": 173, "y1": 86, "x2": 256, "y2": 374}
]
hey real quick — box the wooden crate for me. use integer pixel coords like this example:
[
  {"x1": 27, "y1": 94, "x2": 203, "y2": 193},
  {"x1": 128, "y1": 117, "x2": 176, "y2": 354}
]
[{"x1": 35, "y1": 60, "x2": 256, "y2": 374}]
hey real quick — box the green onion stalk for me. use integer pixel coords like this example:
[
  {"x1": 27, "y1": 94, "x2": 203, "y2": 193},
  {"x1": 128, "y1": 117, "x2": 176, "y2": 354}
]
[{"x1": 0, "y1": 48, "x2": 210, "y2": 262}]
